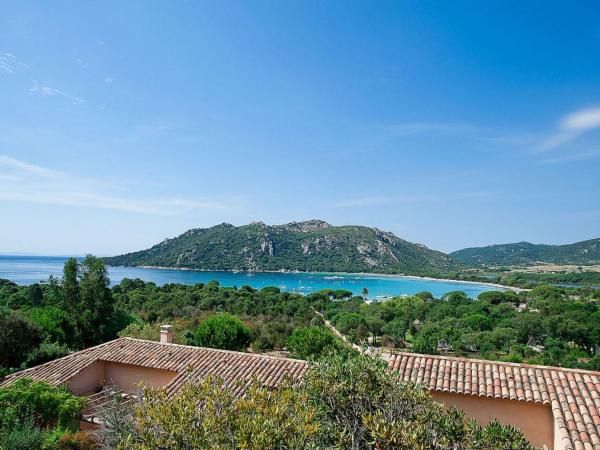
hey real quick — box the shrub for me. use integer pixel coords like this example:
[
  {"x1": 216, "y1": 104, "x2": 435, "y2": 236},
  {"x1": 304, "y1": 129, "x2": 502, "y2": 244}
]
[
  {"x1": 102, "y1": 355, "x2": 531, "y2": 450},
  {"x1": 0, "y1": 378, "x2": 86, "y2": 429},
  {"x1": 286, "y1": 326, "x2": 340, "y2": 359},
  {"x1": 24, "y1": 341, "x2": 71, "y2": 368},
  {"x1": 0, "y1": 417, "x2": 44, "y2": 450},
  {"x1": 103, "y1": 377, "x2": 321, "y2": 449},
  {"x1": 303, "y1": 354, "x2": 532, "y2": 449},
  {"x1": 57, "y1": 431, "x2": 98, "y2": 450},
  {"x1": 194, "y1": 313, "x2": 251, "y2": 351}
]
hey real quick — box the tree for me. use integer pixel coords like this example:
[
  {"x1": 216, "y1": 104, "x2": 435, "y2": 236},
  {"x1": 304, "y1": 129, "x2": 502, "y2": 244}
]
[
  {"x1": 119, "y1": 321, "x2": 190, "y2": 345},
  {"x1": 412, "y1": 323, "x2": 440, "y2": 354},
  {"x1": 80, "y1": 255, "x2": 114, "y2": 344},
  {"x1": 26, "y1": 284, "x2": 43, "y2": 307},
  {"x1": 478, "y1": 290, "x2": 519, "y2": 305},
  {"x1": 362, "y1": 304, "x2": 385, "y2": 343},
  {"x1": 63, "y1": 255, "x2": 115, "y2": 348},
  {"x1": 23, "y1": 341, "x2": 70, "y2": 368},
  {"x1": 26, "y1": 306, "x2": 75, "y2": 346},
  {"x1": 286, "y1": 326, "x2": 340, "y2": 359},
  {"x1": 361, "y1": 287, "x2": 368, "y2": 301},
  {"x1": 334, "y1": 312, "x2": 368, "y2": 344},
  {"x1": 61, "y1": 257, "x2": 80, "y2": 313},
  {"x1": 463, "y1": 313, "x2": 493, "y2": 332},
  {"x1": 381, "y1": 318, "x2": 407, "y2": 347},
  {"x1": 194, "y1": 313, "x2": 251, "y2": 351},
  {"x1": 0, "y1": 309, "x2": 43, "y2": 369},
  {"x1": 415, "y1": 291, "x2": 434, "y2": 301}
]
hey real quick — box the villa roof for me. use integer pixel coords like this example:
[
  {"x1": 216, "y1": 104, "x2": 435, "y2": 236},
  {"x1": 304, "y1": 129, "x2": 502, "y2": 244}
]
[
  {"x1": 0, "y1": 337, "x2": 308, "y2": 397},
  {"x1": 389, "y1": 352, "x2": 600, "y2": 450}
]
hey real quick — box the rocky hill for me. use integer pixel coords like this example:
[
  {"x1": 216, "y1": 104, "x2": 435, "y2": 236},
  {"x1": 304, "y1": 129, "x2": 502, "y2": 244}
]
[{"x1": 104, "y1": 220, "x2": 454, "y2": 274}]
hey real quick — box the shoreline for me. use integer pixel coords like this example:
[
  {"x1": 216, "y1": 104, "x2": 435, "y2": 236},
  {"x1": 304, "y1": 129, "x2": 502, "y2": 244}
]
[{"x1": 117, "y1": 264, "x2": 523, "y2": 292}]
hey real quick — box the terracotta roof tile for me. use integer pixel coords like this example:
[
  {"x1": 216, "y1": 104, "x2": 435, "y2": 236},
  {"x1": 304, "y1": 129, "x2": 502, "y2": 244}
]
[
  {"x1": 0, "y1": 337, "x2": 307, "y2": 397},
  {"x1": 389, "y1": 352, "x2": 600, "y2": 450}
]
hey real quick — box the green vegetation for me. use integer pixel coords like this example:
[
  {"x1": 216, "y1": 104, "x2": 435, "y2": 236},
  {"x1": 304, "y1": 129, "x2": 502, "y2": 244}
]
[
  {"x1": 0, "y1": 378, "x2": 89, "y2": 450},
  {"x1": 193, "y1": 313, "x2": 252, "y2": 351},
  {"x1": 286, "y1": 326, "x2": 343, "y2": 359},
  {"x1": 0, "y1": 256, "x2": 133, "y2": 376},
  {"x1": 428, "y1": 268, "x2": 600, "y2": 289},
  {"x1": 103, "y1": 220, "x2": 453, "y2": 274},
  {"x1": 2, "y1": 254, "x2": 600, "y2": 449},
  {"x1": 321, "y1": 287, "x2": 600, "y2": 370},
  {"x1": 100, "y1": 355, "x2": 531, "y2": 449},
  {"x1": 2, "y1": 255, "x2": 599, "y2": 374},
  {"x1": 450, "y1": 238, "x2": 600, "y2": 266}
]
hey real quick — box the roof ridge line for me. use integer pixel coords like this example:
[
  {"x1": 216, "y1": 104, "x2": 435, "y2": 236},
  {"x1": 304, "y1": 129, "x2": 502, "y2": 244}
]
[
  {"x1": 121, "y1": 337, "x2": 307, "y2": 364},
  {"x1": 391, "y1": 351, "x2": 600, "y2": 376},
  {"x1": 0, "y1": 338, "x2": 121, "y2": 383}
]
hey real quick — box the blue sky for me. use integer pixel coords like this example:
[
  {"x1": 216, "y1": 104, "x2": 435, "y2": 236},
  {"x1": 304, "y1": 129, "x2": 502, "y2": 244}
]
[{"x1": 1, "y1": 1, "x2": 599, "y2": 255}]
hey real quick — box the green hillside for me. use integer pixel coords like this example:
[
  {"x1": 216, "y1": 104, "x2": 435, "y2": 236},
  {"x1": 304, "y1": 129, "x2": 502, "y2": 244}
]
[
  {"x1": 104, "y1": 220, "x2": 453, "y2": 274},
  {"x1": 450, "y1": 238, "x2": 600, "y2": 266}
]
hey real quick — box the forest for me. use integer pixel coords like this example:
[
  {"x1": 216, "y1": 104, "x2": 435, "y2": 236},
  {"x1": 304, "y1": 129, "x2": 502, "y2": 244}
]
[{"x1": 1, "y1": 256, "x2": 600, "y2": 378}]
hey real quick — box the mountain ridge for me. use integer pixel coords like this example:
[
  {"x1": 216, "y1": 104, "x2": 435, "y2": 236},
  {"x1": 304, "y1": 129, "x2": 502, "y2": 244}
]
[
  {"x1": 103, "y1": 220, "x2": 454, "y2": 274},
  {"x1": 450, "y1": 238, "x2": 600, "y2": 266}
]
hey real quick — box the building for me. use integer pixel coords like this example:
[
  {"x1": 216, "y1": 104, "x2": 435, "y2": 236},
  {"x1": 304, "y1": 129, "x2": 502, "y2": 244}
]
[
  {"x1": 389, "y1": 352, "x2": 600, "y2": 450},
  {"x1": 0, "y1": 326, "x2": 308, "y2": 428},
  {"x1": 2, "y1": 326, "x2": 598, "y2": 449}
]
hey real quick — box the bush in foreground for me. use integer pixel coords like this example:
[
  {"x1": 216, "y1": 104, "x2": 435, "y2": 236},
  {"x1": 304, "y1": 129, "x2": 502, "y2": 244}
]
[
  {"x1": 101, "y1": 354, "x2": 532, "y2": 449},
  {"x1": 0, "y1": 378, "x2": 90, "y2": 450}
]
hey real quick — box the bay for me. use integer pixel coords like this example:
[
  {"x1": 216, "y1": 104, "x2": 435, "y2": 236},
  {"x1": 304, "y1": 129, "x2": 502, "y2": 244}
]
[{"x1": 0, "y1": 255, "x2": 505, "y2": 298}]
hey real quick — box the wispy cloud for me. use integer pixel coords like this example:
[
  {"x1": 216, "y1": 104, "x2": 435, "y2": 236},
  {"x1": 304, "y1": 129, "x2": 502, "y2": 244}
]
[
  {"x1": 0, "y1": 154, "x2": 233, "y2": 215},
  {"x1": 0, "y1": 53, "x2": 28, "y2": 74},
  {"x1": 539, "y1": 107, "x2": 600, "y2": 150},
  {"x1": 333, "y1": 191, "x2": 495, "y2": 208},
  {"x1": 0, "y1": 155, "x2": 63, "y2": 177},
  {"x1": 29, "y1": 80, "x2": 86, "y2": 105},
  {"x1": 538, "y1": 149, "x2": 600, "y2": 165}
]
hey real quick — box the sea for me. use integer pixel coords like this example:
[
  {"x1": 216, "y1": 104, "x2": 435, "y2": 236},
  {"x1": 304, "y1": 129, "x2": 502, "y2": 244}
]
[{"x1": 0, "y1": 255, "x2": 506, "y2": 299}]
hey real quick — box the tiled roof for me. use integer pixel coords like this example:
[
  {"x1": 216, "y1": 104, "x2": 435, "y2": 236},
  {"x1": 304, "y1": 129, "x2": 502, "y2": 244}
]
[
  {"x1": 0, "y1": 337, "x2": 308, "y2": 397},
  {"x1": 389, "y1": 352, "x2": 600, "y2": 450}
]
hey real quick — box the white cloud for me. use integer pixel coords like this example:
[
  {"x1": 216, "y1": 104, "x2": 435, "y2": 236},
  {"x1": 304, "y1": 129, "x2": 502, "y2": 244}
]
[
  {"x1": 0, "y1": 154, "x2": 233, "y2": 215},
  {"x1": 29, "y1": 80, "x2": 86, "y2": 105},
  {"x1": 540, "y1": 107, "x2": 600, "y2": 150},
  {"x1": 562, "y1": 108, "x2": 600, "y2": 130},
  {"x1": 104, "y1": 77, "x2": 113, "y2": 84},
  {"x1": 538, "y1": 149, "x2": 600, "y2": 165},
  {"x1": 0, "y1": 53, "x2": 28, "y2": 74}
]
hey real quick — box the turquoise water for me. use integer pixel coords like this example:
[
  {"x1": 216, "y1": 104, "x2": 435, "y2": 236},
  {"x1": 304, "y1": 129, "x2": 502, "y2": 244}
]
[{"x1": 0, "y1": 255, "x2": 504, "y2": 299}]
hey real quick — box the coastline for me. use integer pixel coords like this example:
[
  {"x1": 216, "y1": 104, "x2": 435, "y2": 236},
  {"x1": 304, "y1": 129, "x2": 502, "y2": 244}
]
[{"x1": 124, "y1": 264, "x2": 523, "y2": 292}]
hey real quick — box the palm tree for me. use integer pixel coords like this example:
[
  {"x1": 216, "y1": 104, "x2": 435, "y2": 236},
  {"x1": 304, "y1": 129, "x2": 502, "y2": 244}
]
[{"x1": 361, "y1": 287, "x2": 368, "y2": 301}]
